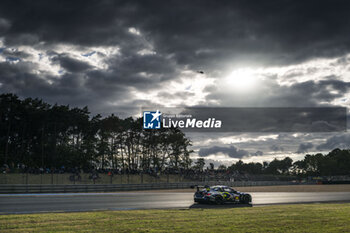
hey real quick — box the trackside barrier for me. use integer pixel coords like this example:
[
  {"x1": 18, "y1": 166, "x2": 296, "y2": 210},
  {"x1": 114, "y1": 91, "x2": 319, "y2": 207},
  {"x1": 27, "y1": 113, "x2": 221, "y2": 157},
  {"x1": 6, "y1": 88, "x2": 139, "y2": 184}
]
[{"x1": 0, "y1": 181, "x2": 305, "y2": 194}]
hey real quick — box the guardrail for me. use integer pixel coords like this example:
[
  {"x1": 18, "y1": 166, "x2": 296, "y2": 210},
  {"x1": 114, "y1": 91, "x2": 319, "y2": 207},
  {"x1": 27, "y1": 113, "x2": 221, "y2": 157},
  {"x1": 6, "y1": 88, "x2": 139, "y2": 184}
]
[{"x1": 0, "y1": 181, "x2": 301, "y2": 194}]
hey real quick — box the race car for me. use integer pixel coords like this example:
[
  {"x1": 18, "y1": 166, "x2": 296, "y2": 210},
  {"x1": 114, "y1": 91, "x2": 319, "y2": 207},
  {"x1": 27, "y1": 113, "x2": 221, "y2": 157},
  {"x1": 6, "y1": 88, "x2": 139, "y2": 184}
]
[{"x1": 191, "y1": 185, "x2": 252, "y2": 205}]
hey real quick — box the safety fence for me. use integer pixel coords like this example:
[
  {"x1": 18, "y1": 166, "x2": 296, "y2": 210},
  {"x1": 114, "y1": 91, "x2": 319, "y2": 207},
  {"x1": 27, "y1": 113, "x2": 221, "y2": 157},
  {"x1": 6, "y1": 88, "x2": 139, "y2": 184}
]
[
  {"x1": 0, "y1": 173, "x2": 190, "y2": 185},
  {"x1": 0, "y1": 181, "x2": 302, "y2": 194}
]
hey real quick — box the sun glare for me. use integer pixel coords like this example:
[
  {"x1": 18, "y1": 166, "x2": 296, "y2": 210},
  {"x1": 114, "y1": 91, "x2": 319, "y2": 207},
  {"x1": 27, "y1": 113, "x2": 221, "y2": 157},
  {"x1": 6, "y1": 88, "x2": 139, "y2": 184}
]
[{"x1": 225, "y1": 68, "x2": 258, "y2": 91}]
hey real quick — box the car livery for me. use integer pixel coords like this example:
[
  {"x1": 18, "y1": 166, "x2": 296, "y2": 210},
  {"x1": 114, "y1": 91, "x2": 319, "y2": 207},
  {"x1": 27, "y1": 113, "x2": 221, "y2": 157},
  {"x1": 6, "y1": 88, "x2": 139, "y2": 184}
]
[{"x1": 192, "y1": 185, "x2": 252, "y2": 204}]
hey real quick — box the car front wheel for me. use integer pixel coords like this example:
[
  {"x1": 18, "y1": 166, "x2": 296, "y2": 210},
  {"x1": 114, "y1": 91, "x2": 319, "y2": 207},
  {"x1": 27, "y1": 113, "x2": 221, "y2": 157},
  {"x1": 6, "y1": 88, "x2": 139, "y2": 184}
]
[
  {"x1": 242, "y1": 195, "x2": 251, "y2": 204},
  {"x1": 214, "y1": 196, "x2": 224, "y2": 205}
]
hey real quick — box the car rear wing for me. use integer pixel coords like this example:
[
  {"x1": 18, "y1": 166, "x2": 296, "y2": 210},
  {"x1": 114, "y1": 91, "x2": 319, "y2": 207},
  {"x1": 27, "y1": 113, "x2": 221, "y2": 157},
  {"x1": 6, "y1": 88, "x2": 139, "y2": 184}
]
[{"x1": 190, "y1": 185, "x2": 210, "y2": 191}]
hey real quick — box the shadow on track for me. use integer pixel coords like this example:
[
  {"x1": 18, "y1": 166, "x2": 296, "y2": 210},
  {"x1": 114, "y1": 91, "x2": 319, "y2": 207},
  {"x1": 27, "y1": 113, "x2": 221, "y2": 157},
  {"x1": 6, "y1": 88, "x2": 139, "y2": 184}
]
[{"x1": 189, "y1": 203, "x2": 252, "y2": 209}]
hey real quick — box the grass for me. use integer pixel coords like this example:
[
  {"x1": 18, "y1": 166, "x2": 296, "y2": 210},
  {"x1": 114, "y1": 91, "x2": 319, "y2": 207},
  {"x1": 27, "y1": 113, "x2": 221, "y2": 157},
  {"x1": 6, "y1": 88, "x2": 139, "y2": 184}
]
[{"x1": 1, "y1": 203, "x2": 350, "y2": 232}]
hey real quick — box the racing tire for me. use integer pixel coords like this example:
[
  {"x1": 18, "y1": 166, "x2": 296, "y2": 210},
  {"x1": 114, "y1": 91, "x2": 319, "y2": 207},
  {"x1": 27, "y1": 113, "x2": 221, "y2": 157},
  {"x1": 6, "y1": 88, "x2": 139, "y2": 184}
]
[
  {"x1": 214, "y1": 196, "x2": 224, "y2": 205},
  {"x1": 242, "y1": 195, "x2": 251, "y2": 204}
]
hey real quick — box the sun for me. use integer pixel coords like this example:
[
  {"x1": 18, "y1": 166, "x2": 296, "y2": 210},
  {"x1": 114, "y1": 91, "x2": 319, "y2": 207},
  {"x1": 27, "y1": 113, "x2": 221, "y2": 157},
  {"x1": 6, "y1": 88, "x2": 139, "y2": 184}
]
[{"x1": 225, "y1": 68, "x2": 258, "y2": 91}]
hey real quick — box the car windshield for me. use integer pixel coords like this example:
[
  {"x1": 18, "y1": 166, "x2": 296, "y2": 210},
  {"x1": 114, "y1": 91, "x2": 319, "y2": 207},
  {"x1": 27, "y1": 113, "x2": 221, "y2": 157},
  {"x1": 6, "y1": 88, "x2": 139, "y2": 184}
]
[{"x1": 224, "y1": 187, "x2": 234, "y2": 192}]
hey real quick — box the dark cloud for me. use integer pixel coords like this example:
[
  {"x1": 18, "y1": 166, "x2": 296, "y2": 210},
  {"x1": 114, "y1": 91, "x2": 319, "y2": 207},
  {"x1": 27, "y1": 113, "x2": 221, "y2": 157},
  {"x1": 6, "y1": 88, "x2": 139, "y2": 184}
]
[
  {"x1": 0, "y1": 0, "x2": 133, "y2": 46},
  {"x1": 296, "y1": 142, "x2": 314, "y2": 154},
  {"x1": 0, "y1": 61, "x2": 131, "y2": 112},
  {"x1": 1, "y1": 0, "x2": 350, "y2": 110},
  {"x1": 316, "y1": 134, "x2": 350, "y2": 150},
  {"x1": 0, "y1": 0, "x2": 186, "y2": 114},
  {"x1": 1, "y1": 0, "x2": 350, "y2": 66},
  {"x1": 252, "y1": 150, "x2": 264, "y2": 156},
  {"x1": 270, "y1": 145, "x2": 284, "y2": 152},
  {"x1": 1, "y1": 48, "x2": 31, "y2": 60},
  {"x1": 0, "y1": 17, "x2": 11, "y2": 34},
  {"x1": 139, "y1": 0, "x2": 350, "y2": 68},
  {"x1": 51, "y1": 55, "x2": 92, "y2": 73},
  {"x1": 175, "y1": 106, "x2": 346, "y2": 133},
  {"x1": 198, "y1": 145, "x2": 249, "y2": 159}
]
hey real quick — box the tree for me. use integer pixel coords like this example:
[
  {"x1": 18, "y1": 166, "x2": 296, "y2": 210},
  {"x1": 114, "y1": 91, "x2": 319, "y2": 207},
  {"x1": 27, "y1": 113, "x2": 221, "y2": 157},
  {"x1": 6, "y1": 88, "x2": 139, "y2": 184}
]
[
  {"x1": 194, "y1": 158, "x2": 205, "y2": 171},
  {"x1": 209, "y1": 163, "x2": 214, "y2": 170},
  {"x1": 218, "y1": 164, "x2": 227, "y2": 171},
  {"x1": 0, "y1": 93, "x2": 193, "y2": 172}
]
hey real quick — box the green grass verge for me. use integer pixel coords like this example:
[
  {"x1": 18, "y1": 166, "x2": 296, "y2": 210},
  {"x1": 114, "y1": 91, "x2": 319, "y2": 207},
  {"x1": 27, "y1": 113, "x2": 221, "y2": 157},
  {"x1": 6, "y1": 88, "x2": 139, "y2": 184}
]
[{"x1": 1, "y1": 203, "x2": 349, "y2": 232}]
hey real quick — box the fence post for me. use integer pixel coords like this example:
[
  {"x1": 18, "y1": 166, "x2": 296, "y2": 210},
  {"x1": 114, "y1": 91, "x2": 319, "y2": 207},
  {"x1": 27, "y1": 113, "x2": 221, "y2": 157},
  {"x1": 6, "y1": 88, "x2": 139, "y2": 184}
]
[{"x1": 141, "y1": 173, "x2": 143, "y2": 184}]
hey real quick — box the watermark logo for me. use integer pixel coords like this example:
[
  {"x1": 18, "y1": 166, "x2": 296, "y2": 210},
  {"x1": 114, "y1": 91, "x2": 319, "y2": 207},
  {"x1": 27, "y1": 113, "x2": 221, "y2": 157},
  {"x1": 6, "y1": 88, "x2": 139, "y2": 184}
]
[
  {"x1": 141, "y1": 107, "x2": 346, "y2": 132},
  {"x1": 143, "y1": 110, "x2": 162, "y2": 129}
]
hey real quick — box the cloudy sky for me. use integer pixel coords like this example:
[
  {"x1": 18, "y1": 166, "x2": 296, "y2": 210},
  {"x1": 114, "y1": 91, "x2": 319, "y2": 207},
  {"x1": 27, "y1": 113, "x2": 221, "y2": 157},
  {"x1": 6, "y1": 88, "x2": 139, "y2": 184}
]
[{"x1": 1, "y1": 0, "x2": 350, "y2": 166}]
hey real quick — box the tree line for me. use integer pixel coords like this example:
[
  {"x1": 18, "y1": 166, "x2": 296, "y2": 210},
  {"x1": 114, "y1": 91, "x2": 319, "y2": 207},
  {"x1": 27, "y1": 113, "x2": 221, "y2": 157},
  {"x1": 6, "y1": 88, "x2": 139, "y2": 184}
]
[
  {"x1": 1, "y1": 93, "x2": 349, "y2": 177},
  {"x1": 0, "y1": 94, "x2": 193, "y2": 172},
  {"x1": 201, "y1": 148, "x2": 350, "y2": 177}
]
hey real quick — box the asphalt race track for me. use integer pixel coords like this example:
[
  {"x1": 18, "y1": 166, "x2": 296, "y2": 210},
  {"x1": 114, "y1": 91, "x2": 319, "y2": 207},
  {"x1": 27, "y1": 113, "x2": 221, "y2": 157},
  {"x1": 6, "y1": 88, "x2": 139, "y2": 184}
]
[{"x1": 0, "y1": 192, "x2": 350, "y2": 214}]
